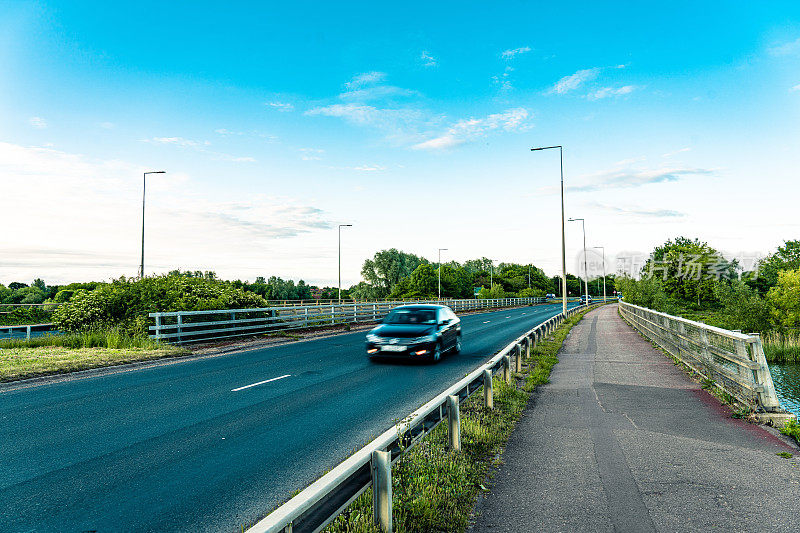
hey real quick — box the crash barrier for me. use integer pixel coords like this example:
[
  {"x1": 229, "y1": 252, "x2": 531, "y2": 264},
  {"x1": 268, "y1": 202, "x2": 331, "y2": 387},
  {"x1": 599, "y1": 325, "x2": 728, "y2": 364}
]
[
  {"x1": 619, "y1": 301, "x2": 789, "y2": 417},
  {"x1": 149, "y1": 297, "x2": 562, "y2": 344},
  {"x1": 246, "y1": 302, "x2": 600, "y2": 533},
  {"x1": 0, "y1": 323, "x2": 56, "y2": 341}
]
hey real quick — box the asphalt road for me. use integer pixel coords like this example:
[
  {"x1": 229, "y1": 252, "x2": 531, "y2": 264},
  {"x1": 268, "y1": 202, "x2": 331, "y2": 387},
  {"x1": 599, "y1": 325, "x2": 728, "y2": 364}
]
[{"x1": 0, "y1": 302, "x2": 575, "y2": 532}]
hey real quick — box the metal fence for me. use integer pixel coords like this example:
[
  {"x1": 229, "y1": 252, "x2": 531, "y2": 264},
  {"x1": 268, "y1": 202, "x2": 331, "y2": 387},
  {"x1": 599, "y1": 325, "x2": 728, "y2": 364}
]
[
  {"x1": 619, "y1": 301, "x2": 786, "y2": 415},
  {"x1": 0, "y1": 323, "x2": 56, "y2": 341},
  {"x1": 246, "y1": 302, "x2": 595, "y2": 533},
  {"x1": 149, "y1": 297, "x2": 550, "y2": 344}
]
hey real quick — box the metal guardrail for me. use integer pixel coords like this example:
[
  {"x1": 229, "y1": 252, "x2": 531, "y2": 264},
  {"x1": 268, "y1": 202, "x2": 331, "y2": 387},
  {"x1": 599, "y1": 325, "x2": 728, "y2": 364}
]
[
  {"x1": 246, "y1": 302, "x2": 597, "y2": 533},
  {"x1": 619, "y1": 301, "x2": 786, "y2": 414},
  {"x1": 0, "y1": 323, "x2": 56, "y2": 341},
  {"x1": 149, "y1": 297, "x2": 553, "y2": 344}
]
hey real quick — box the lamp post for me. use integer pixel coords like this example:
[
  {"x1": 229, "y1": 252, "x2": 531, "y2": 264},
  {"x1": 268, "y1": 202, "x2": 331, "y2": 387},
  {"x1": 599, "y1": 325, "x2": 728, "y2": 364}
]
[
  {"x1": 338, "y1": 224, "x2": 352, "y2": 303},
  {"x1": 140, "y1": 170, "x2": 165, "y2": 279},
  {"x1": 531, "y1": 145, "x2": 567, "y2": 314},
  {"x1": 594, "y1": 246, "x2": 606, "y2": 303},
  {"x1": 438, "y1": 248, "x2": 448, "y2": 300},
  {"x1": 567, "y1": 217, "x2": 589, "y2": 302}
]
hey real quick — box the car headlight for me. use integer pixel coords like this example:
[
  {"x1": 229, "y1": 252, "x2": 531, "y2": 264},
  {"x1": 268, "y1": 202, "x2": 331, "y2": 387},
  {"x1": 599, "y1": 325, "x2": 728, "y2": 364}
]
[{"x1": 366, "y1": 334, "x2": 381, "y2": 343}]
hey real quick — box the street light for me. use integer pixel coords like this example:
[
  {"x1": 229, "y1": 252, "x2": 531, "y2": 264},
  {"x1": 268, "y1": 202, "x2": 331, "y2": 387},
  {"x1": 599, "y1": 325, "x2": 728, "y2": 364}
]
[
  {"x1": 568, "y1": 217, "x2": 589, "y2": 302},
  {"x1": 438, "y1": 248, "x2": 448, "y2": 300},
  {"x1": 531, "y1": 145, "x2": 567, "y2": 314},
  {"x1": 140, "y1": 170, "x2": 165, "y2": 279},
  {"x1": 594, "y1": 246, "x2": 607, "y2": 303},
  {"x1": 338, "y1": 224, "x2": 352, "y2": 303}
]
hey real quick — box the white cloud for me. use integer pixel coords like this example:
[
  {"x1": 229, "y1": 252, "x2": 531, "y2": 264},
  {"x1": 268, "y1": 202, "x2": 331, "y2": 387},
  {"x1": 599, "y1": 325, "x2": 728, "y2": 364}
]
[
  {"x1": 413, "y1": 108, "x2": 531, "y2": 151},
  {"x1": 345, "y1": 71, "x2": 387, "y2": 90},
  {"x1": 340, "y1": 85, "x2": 419, "y2": 101},
  {"x1": 501, "y1": 46, "x2": 531, "y2": 60},
  {"x1": 306, "y1": 103, "x2": 424, "y2": 131},
  {"x1": 791, "y1": 83, "x2": 800, "y2": 92},
  {"x1": 769, "y1": 37, "x2": 800, "y2": 56},
  {"x1": 589, "y1": 202, "x2": 686, "y2": 218},
  {"x1": 566, "y1": 166, "x2": 714, "y2": 193},
  {"x1": 549, "y1": 68, "x2": 601, "y2": 94},
  {"x1": 147, "y1": 137, "x2": 210, "y2": 148},
  {"x1": 215, "y1": 128, "x2": 244, "y2": 136},
  {"x1": 353, "y1": 165, "x2": 385, "y2": 171},
  {"x1": 661, "y1": 147, "x2": 691, "y2": 158},
  {"x1": 266, "y1": 101, "x2": 294, "y2": 112},
  {"x1": 492, "y1": 66, "x2": 514, "y2": 92},
  {"x1": 421, "y1": 51, "x2": 437, "y2": 67},
  {"x1": 29, "y1": 117, "x2": 47, "y2": 129},
  {"x1": 587, "y1": 85, "x2": 636, "y2": 100}
]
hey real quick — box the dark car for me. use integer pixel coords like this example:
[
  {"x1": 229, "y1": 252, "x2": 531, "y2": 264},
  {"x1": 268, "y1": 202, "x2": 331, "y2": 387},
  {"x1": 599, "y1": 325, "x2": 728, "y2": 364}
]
[{"x1": 366, "y1": 304, "x2": 462, "y2": 362}]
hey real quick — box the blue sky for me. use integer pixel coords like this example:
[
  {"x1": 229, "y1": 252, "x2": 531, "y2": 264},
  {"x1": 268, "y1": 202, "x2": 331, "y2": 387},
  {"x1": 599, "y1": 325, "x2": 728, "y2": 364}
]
[{"x1": 2, "y1": 1, "x2": 800, "y2": 285}]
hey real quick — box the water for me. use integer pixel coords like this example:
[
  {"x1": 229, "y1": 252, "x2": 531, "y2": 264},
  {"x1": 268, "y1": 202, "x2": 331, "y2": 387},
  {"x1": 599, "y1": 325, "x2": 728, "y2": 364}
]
[{"x1": 769, "y1": 363, "x2": 800, "y2": 416}]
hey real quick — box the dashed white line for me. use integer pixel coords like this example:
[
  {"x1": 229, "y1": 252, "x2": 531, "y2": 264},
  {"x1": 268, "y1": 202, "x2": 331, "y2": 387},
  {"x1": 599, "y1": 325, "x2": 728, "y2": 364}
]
[
  {"x1": 231, "y1": 374, "x2": 291, "y2": 392},
  {"x1": 483, "y1": 320, "x2": 491, "y2": 323}
]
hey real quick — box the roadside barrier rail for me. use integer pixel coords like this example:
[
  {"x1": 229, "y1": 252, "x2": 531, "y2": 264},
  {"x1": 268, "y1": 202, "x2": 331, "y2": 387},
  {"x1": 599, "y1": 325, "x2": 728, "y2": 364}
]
[
  {"x1": 0, "y1": 323, "x2": 56, "y2": 341},
  {"x1": 246, "y1": 302, "x2": 599, "y2": 533},
  {"x1": 149, "y1": 297, "x2": 556, "y2": 344},
  {"x1": 619, "y1": 301, "x2": 784, "y2": 413}
]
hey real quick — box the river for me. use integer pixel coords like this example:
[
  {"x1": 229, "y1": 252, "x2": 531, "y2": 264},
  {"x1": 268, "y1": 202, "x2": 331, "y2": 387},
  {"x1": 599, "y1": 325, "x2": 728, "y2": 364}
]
[{"x1": 769, "y1": 363, "x2": 800, "y2": 416}]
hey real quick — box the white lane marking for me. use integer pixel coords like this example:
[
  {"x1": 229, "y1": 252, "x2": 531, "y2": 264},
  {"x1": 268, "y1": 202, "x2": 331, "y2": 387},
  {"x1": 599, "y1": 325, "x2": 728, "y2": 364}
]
[
  {"x1": 505, "y1": 316, "x2": 511, "y2": 318},
  {"x1": 231, "y1": 374, "x2": 291, "y2": 392},
  {"x1": 483, "y1": 320, "x2": 491, "y2": 323},
  {"x1": 522, "y1": 313, "x2": 526, "y2": 315}
]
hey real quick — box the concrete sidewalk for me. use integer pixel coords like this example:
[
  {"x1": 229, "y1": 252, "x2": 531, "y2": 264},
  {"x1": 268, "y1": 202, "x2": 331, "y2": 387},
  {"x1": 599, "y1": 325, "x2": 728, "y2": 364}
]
[{"x1": 470, "y1": 304, "x2": 800, "y2": 533}]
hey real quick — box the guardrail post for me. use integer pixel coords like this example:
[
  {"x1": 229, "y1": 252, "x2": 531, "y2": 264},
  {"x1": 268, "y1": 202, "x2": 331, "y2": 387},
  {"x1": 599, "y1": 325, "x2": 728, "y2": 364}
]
[
  {"x1": 177, "y1": 314, "x2": 183, "y2": 343},
  {"x1": 154, "y1": 314, "x2": 162, "y2": 340},
  {"x1": 26, "y1": 325, "x2": 31, "y2": 340},
  {"x1": 371, "y1": 450, "x2": 392, "y2": 532},
  {"x1": 502, "y1": 355, "x2": 511, "y2": 383},
  {"x1": 515, "y1": 343, "x2": 523, "y2": 372},
  {"x1": 447, "y1": 394, "x2": 461, "y2": 451},
  {"x1": 483, "y1": 369, "x2": 493, "y2": 409}
]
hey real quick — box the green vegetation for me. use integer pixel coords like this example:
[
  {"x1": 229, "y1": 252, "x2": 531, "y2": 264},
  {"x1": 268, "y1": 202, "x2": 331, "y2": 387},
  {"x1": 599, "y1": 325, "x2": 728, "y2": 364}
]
[
  {"x1": 777, "y1": 452, "x2": 794, "y2": 459},
  {"x1": 617, "y1": 237, "x2": 800, "y2": 362},
  {"x1": 780, "y1": 419, "x2": 800, "y2": 445},
  {"x1": 321, "y1": 307, "x2": 594, "y2": 533}
]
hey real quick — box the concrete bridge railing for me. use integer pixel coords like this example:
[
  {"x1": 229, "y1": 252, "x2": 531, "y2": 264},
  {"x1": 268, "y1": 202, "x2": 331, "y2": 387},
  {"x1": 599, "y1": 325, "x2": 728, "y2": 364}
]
[{"x1": 619, "y1": 301, "x2": 792, "y2": 422}]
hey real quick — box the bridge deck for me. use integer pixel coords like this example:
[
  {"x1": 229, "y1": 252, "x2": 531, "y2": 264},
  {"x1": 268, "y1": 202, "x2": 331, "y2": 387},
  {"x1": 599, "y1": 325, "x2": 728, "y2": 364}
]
[{"x1": 470, "y1": 304, "x2": 800, "y2": 533}]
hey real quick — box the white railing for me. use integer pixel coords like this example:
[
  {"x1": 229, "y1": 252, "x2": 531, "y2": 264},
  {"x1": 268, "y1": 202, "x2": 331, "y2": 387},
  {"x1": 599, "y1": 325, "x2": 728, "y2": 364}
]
[
  {"x1": 149, "y1": 297, "x2": 551, "y2": 344},
  {"x1": 619, "y1": 301, "x2": 785, "y2": 414},
  {"x1": 0, "y1": 323, "x2": 56, "y2": 341},
  {"x1": 247, "y1": 302, "x2": 596, "y2": 533}
]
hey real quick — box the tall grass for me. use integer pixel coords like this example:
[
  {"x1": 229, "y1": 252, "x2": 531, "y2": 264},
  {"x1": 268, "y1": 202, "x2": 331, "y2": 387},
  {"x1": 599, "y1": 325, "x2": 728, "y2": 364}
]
[
  {"x1": 763, "y1": 331, "x2": 800, "y2": 363},
  {"x1": 0, "y1": 329, "x2": 165, "y2": 350}
]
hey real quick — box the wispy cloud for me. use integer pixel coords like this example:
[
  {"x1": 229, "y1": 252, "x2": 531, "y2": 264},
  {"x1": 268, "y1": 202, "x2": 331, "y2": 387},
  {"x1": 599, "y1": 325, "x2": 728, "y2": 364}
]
[
  {"x1": 549, "y1": 68, "x2": 601, "y2": 94},
  {"x1": 147, "y1": 136, "x2": 210, "y2": 148},
  {"x1": 29, "y1": 117, "x2": 47, "y2": 129},
  {"x1": 589, "y1": 202, "x2": 686, "y2": 218},
  {"x1": 340, "y1": 85, "x2": 419, "y2": 101},
  {"x1": 345, "y1": 71, "x2": 386, "y2": 90},
  {"x1": 567, "y1": 166, "x2": 714, "y2": 192},
  {"x1": 306, "y1": 103, "x2": 424, "y2": 133},
  {"x1": 791, "y1": 83, "x2": 800, "y2": 92},
  {"x1": 266, "y1": 101, "x2": 294, "y2": 112},
  {"x1": 421, "y1": 51, "x2": 437, "y2": 67},
  {"x1": 501, "y1": 46, "x2": 531, "y2": 60},
  {"x1": 492, "y1": 66, "x2": 515, "y2": 93},
  {"x1": 769, "y1": 37, "x2": 800, "y2": 56},
  {"x1": 586, "y1": 85, "x2": 636, "y2": 100},
  {"x1": 298, "y1": 147, "x2": 324, "y2": 161},
  {"x1": 662, "y1": 147, "x2": 691, "y2": 158},
  {"x1": 353, "y1": 164, "x2": 385, "y2": 171},
  {"x1": 413, "y1": 108, "x2": 531, "y2": 151}
]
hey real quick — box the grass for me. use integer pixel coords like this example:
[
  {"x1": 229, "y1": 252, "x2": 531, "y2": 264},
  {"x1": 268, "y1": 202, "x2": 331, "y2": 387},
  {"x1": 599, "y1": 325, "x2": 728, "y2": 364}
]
[
  {"x1": 762, "y1": 331, "x2": 800, "y2": 363},
  {"x1": 0, "y1": 329, "x2": 189, "y2": 382},
  {"x1": 780, "y1": 419, "x2": 800, "y2": 444},
  {"x1": 320, "y1": 307, "x2": 595, "y2": 533}
]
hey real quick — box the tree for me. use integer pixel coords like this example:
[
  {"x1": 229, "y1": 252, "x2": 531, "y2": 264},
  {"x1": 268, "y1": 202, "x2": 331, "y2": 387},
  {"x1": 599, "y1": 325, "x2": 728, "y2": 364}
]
[
  {"x1": 766, "y1": 269, "x2": 800, "y2": 331},
  {"x1": 361, "y1": 249, "x2": 428, "y2": 297},
  {"x1": 753, "y1": 240, "x2": 800, "y2": 295}
]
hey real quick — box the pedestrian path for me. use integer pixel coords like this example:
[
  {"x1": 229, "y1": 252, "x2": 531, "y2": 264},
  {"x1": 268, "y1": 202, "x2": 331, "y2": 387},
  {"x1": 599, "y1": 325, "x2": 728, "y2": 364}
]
[{"x1": 469, "y1": 304, "x2": 800, "y2": 533}]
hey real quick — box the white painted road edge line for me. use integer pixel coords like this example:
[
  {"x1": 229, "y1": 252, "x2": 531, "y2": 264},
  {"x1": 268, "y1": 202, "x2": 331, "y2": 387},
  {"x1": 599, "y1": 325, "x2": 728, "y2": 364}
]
[{"x1": 231, "y1": 374, "x2": 291, "y2": 392}]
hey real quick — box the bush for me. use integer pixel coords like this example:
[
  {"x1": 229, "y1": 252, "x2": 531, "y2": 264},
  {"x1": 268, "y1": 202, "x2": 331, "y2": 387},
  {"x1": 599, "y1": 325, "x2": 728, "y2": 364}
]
[{"x1": 52, "y1": 274, "x2": 268, "y2": 335}]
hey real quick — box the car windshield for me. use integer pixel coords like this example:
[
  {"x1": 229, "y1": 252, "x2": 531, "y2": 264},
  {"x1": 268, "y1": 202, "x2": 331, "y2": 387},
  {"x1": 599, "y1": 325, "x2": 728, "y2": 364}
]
[{"x1": 383, "y1": 309, "x2": 437, "y2": 325}]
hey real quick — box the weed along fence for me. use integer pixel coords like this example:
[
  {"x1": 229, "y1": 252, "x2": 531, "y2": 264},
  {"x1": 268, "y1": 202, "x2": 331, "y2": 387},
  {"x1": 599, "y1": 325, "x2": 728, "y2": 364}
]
[
  {"x1": 619, "y1": 301, "x2": 793, "y2": 423},
  {"x1": 149, "y1": 297, "x2": 548, "y2": 344},
  {"x1": 246, "y1": 303, "x2": 597, "y2": 533}
]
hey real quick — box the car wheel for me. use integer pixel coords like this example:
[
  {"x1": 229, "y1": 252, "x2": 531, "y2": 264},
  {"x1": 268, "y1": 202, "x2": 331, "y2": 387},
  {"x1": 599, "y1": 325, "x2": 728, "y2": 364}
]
[
  {"x1": 431, "y1": 343, "x2": 442, "y2": 363},
  {"x1": 453, "y1": 334, "x2": 462, "y2": 354}
]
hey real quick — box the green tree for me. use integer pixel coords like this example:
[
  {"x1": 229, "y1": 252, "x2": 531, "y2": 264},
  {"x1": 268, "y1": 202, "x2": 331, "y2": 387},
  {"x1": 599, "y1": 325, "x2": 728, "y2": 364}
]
[
  {"x1": 361, "y1": 249, "x2": 427, "y2": 297},
  {"x1": 754, "y1": 240, "x2": 800, "y2": 294},
  {"x1": 766, "y1": 269, "x2": 800, "y2": 331}
]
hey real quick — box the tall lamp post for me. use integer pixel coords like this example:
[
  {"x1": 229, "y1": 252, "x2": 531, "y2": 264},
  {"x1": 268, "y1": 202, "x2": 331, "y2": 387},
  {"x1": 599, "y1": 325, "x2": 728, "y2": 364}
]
[
  {"x1": 438, "y1": 248, "x2": 448, "y2": 300},
  {"x1": 568, "y1": 217, "x2": 589, "y2": 301},
  {"x1": 531, "y1": 145, "x2": 567, "y2": 314},
  {"x1": 140, "y1": 170, "x2": 165, "y2": 279},
  {"x1": 594, "y1": 246, "x2": 606, "y2": 303},
  {"x1": 338, "y1": 224, "x2": 352, "y2": 303}
]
